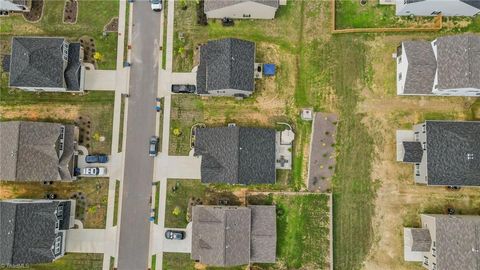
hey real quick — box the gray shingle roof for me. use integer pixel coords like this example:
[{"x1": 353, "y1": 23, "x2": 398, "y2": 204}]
[
  {"x1": 425, "y1": 121, "x2": 480, "y2": 186},
  {"x1": 431, "y1": 215, "x2": 480, "y2": 270},
  {"x1": 409, "y1": 228, "x2": 431, "y2": 252},
  {"x1": 0, "y1": 201, "x2": 60, "y2": 265},
  {"x1": 196, "y1": 38, "x2": 255, "y2": 94},
  {"x1": 0, "y1": 121, "x2": 76, "y2": 182},
  {"x1": 249, "y1": 205, "x2": 276, "y2": 263},
  {"x1": 64, "y1": 43, "x2": 82, "y2": 91},
  {"x1": 9, "y1": 37, "x2": 82, "y2": 91},
  {"x1": 204, "y1": 0, "x2": 279, "y2": 12},
  {"x1": 436, "y1": 35, "x2": 480, "y2": 90},
  {"x1": 460, "y1": 0, "x2": 480, "y2": 9},
  {"x1": 191, "y1": 205, "x2": 276, "y2": 266},
  {"x1": 402, "y1": 141, "x2": 423, "y2": 163},
  {"x1": 403, "y1": 41, "x2": 437, "y2": 94},
  {"x1": 191, "y1": 206, "x2": 251, "y2": 266},
  {"x1": 194, "y1": 126, "x2": 276, "y2": 185}
]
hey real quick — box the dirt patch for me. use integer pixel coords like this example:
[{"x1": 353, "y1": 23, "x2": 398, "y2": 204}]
[
  {"x1": 360, "y1": 36, "x2": 480, "y2": 270},
  {"x1": 23, "y1": 0, "x2": 44, "y2": 22},
  {"x1": 63, "y1": 0, "x2": 78, "y2": 24},
  {"x1": 0, "y1": 104, "x2": 81, "y2": 121},
  {"x1": 79, "y1": 36, "x2": 97, "y2": 65},
  {"x1": 104, "y1": 17, "x2": 119, "y2": 32}
]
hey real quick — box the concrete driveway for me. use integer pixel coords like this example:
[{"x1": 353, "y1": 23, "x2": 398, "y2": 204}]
[
  {"x1": 163, "y1": 222, "x2": 192, "y2": 253},
  {"x1": 84, "y1": 70, "x2": 116, "y2": 91},
  {"x1": 170, "y1": 72, "x2": 196, "y2": 86},
  {"x1": 151, "y1": 222, "x2": 192, "y2": 254},
  {"x1": 65, "y1": 229, "x2": 106, "y2": 253},
  {"x1": 155, "y1": 155, "x2": 201, "y2": 180}
]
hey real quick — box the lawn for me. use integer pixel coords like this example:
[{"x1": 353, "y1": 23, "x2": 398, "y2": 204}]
[
  {"x1": 0, "y1": 0, "x2": 119, "y2": 69},
  {"x1": 113, "y1": 180, "x2": 121, "y2": 226},
  {"x1": 0, "y1": 87, "x2": 115, "y2": 154},
  {"x1": 0, "y1": 179, "x2": 109, "y2": 229},
  {"x1": 0, "y1": 253, "x2": 104, "y2": 270}
]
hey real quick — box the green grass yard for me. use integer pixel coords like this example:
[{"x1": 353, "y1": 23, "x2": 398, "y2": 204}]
[
  {"x1": 0, "y1": 253, "x2": 103, "y2": 270},
  {"x1": 0, "y1": 0, "x2": 118, "y2": 69}
]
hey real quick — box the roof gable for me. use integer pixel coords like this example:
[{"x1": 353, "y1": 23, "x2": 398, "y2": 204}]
[{"x1": 403, "y1": 41, "x2": 437, "y2": 94}]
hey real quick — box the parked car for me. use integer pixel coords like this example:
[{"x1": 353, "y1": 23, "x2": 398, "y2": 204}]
[
  {"x1": 81, "y1": 167, "x2": 107, "y2": 176},
  {"x1": 165, "y1": 230, "x2": 185, "y2": 240},
  {"x1": 171, "y1": 84, "x2": 196, "y2": 94},
  {"x1": 149, "y1": 136, "x2": 159, "y2": 157},
  {"x1": 85, "y1": 154, "x2": 109, "y2": 163},
  {"x1": 150, "y1": 0, "x2": 162, "y2": 11},
  {"x1": 222, "y1": 17, "x2": 234, "y2": 27}
]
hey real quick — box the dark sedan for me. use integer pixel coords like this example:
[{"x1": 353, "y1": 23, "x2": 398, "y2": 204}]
[{"x1": 171, "y1": 84, "x2": 196, "y2": 94}]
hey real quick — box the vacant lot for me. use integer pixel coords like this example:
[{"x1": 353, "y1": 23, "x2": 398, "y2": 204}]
[
  {"x1": 0, "y1": 178, "x2": 109, "y2": 229},
  {"x1": 0, "y1": 0, "x2": 118, "y2": 69}
]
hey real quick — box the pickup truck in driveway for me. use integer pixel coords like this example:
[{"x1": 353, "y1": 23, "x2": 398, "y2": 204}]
[{"x1": 171, "y1": 84, "x2": 196, "y2": 94}]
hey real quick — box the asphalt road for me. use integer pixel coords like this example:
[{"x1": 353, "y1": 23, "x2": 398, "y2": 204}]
[{"x1": 117, "y1": 2, "x2": 161, "y2": 269}]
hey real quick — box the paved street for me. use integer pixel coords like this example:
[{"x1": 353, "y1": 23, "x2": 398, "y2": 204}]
[{"x1": 116, "y1": 1, "x2": 161, "y2": 269}]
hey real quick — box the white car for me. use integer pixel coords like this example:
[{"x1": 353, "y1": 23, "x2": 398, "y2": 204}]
[
  {"x1": 150, "y1": 0, "x2": 162, "y2": 12},
  {"x1": 81, "y1": 167, "x2": 107, "y2": 176}
]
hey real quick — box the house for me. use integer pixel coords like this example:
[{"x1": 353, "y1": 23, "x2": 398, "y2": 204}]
[
  {"x1": 0, "y1": 121, "x2": 79, "y2": 182},
  {"x1": 0, "y1": 199, "x2": 76, "y2": 266},
  {"x1": 8, "y1": 37, "x2": 85, "y2": 92},
  {"x1": 204, "y1": 0, "x2": 286, "y2": 19},
  {"x1": 191, "y1": 205, "x2": 276, "y2": 267},
  {"x1": 196, "y1": 38, "x2": 256, "y2": 97},
  {"x1": 395, "y1": 0, "x2": 480, "y2": 16},
  {"x1": 0, "y1": 0, "x2": 30, "y2": 12},
  {"x1": 194, "y1": 126, "x2": 277, "y2": 184},
  {"x1": 404, "y1": 214, "x2": 480, "y2": 270},
  {"x1": 396, "y1": 121, "x2": 480, "y2": 186},
  {"x1": 396, "y1": 34, "x2": 480, "y2": 96}
]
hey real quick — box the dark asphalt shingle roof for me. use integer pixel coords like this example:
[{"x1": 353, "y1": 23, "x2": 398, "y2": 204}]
[
  {"x1": 402, "y1": 41, "x2": 437, "y2": 94},
  {"x1": 191, "y1": 205, "x2": 277, "y2": 266},
  {"x1": 436, "y1": 35, "x2": 480, "y2": 90},
  {"x1": 204, "y1": 0, "x2": 279, "y2": 12},
  {"x1": 64, "y1": 43, "x2": 82, "y2": 91},
  {"x1": 9, "y1": 37, "x2": 82, "y2": 90},
  {"x1": 425, "y1": 121, "x2": 480, "y2": 186},
  {"x1": 0, "y1": 121, "x2": 76, "y2": 182},
  {"x1": 402, "y1": 141, "x2": 423, "y2": 163},
  {"x1": 432, "y1": 215, "x2": 480, "y2": 270},
  {"x1": 191, "y1": 206, "x2": 251, "y2": 266},
  {"x1": 194, "y1": 126, "x2": 276, "y2": 185},
  {"x1": 409, "y1": 228, "x2": 431, "y2": 252},
  {"x1": 196, "y1": 38, "x2": 255, "y2": 93},
  {"x1": 9, "y1": 37, "x2": 65, "y2": 88},
  {"x1": 460, "y1": 0, "x2": 480, "y2": 9},
  {"x1": 249, "y1": 205, "x2": 276, "y2": 263},
  {"x1": 0, "y1": 201, "x2": 60, "y2": 265}
]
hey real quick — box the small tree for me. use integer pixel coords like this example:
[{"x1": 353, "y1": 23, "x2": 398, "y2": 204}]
[
  {"x1": 94, "y1": 52, "x2": 103, "y2": 62},
  {"x1": 173, "y1": 128, "x2": 182, "y2": 136},
  {"x1": 172, "y1": 206, "x2": 181, "y2": 216}
]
